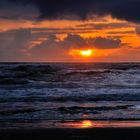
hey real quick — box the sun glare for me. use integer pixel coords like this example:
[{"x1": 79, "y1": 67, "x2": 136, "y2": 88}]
[
  {"x1": 80, "y1": 50, "x2": 93, "y2": 57},
  {"x1": 81, "y1": 120, "x2": 93, "y2": 128},
  {"x1": 69, "y1": 49, "x2": 94, "y2": 58}
]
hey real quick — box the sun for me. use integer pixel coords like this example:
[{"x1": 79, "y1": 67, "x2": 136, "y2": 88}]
[
  {"x1": 81, "y1": 120, "x2": 93, "y2": 128},
  {"x1": 80, "y1": 49, "x2": 93, "y2": 57},
  {"x1": 69, "y1": 49, "x2": 94, "y2": 58}
]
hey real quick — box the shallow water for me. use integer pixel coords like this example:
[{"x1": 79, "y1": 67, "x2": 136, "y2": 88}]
[{"x1": 0, "y1": 63, "x2": 140, "y2": 128}]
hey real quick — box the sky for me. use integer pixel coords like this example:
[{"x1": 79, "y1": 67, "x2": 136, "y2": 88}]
[{"x1": 0, "y1": 0, "x2": 140, "y2": 62}]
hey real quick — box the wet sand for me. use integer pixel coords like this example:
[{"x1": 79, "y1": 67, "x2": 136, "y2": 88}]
[{"x1": 0, "y1": 128, "x2": 140, "y2": 140}]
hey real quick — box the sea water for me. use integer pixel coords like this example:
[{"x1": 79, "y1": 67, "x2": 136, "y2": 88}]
[{"x1": 0, "y1": 63, "x2": 140, "y2": 128}]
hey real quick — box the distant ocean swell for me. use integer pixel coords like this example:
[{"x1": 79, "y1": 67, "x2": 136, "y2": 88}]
[{"x1": 0, "y1": 63, "x2": 140, "y2": 128}]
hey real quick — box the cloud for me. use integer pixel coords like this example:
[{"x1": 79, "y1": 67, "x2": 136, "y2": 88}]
[
  {"x1": 136, "y1": 26, "x2": 140, "y2": 35},
  {"x1": 0, "y1": 29, "x2": 122, "y2": 62},
  {"x1": 27, "y1": 34, "x2": 122, "y2": 61},
  {"x1": 32, "y1": 34, "x2": 122, "y2": 51},
  {"x1": 31, "y1": 34, "x2": 122, "y2": 55},
  {"x1": 61, "y1": 34, "x2": 87, "y2": 48},
  {"x1": 7, "y1": 0, "x2": 140, "y2": 22},
  {"x1": 0, "y1": 29, "x2": 32, "y2": 61},
  {"x1": 92, "y1": 37, "x2": 121, "y2": 49},
  {"x1": 107, "y1": 31, "x2": 135, "y2": 35},
  {"x1": 0, "y1": 0, "x2": 39, "y2": 20},
  {"x1": 77, "y1": 22, "x2": 133, "y2": 29}
]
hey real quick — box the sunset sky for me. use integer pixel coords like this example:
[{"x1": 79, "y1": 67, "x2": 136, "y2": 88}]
[{"x1": 0, "y1": 0, "x2": 140, "y2": 62}]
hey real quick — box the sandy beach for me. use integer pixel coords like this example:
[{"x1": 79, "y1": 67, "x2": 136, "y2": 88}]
[{"x1": 0, "y1": 128, "x2": 140, "y2": 140}]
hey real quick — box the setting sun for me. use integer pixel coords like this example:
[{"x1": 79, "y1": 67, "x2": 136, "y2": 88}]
[
  {"x1": 80, "y1": 50, "x2": 93, "y2": 57},
  {"x1": 81, "y1": 120, "x2": 93, "y2": 128},
  {"x1": 69, "y1": 49, "x2": 94, "y2": 58}
]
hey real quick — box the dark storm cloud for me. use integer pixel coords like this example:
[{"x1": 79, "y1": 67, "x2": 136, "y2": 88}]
[
  {"x1": 0, "y1": 29, "x2": 32, "y2": 61},
  {"x1": 93, "y1": 37, "x2": 121, "y2": 49},
  {"x1": 0, "y1": 27, "x2": 122, "y2": 61},
  {"x1": 0, "y1": 0, "x2": 39, "y2": 20},
  {"x1": 26, "y1": 33, "x2": 122, "y2": 61},
  {"x1": 30, "y1": 34, "x2": 122, "y2": 61},
  {"x1": 135, "y1": 26, "x2": 140, "y2": 35},
  {"x1": 58, "y1": 34, "x2": 122, "y2": 49},
  {"x1": 107, "y1": 31, "x2": 135, "y2": 35},
  {"x1": 31, "y1": 34, "x2": 122, "y2": 52},
  {"x1": 77, "y1": 23, "x2": 133, "y2": 29},
  {"x1": 8, "y1": 0, "x2": 140, "y2": 22}
]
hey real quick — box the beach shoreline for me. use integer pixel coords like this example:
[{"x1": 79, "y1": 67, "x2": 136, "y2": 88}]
[
  {"x1": 0, "y1": 127, "x2": 140, "y2": 140},
  {"x1": 0, "y1": 120, "x2": 140, "y2": 140},
  {"x1": 1, "y1": 120, "x2": 140, "y2": 129}
]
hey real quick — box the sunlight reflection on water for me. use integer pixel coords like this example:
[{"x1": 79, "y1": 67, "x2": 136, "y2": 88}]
[
  {"x1": 1, "y1": 120, "x2": 140, "y2": 129},
  {"x1": 60, "y1": 120, "x2": 140, "y2": 128}
]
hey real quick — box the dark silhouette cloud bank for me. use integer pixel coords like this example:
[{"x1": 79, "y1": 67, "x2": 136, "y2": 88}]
[{"x1": 0, "y1": 0, "x2": 139, "y2": 22}]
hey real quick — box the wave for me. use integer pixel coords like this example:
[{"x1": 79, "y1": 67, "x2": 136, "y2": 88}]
[
  {"x1": 0, "y1": 63, "x2": 140, "y2": 85},
  {"x1": 63, "y1": 70, "x2": 115, "y2": 76},
  {"x1": 1, "y1": 93, "x2": 140, "y2": 103},
  {"x1": 0, "y1": 64, "x2": 60, "y2": 85},
  {"x1": 58, "y1": 105, "x2": 132, "y2": 114},
  {"x1": 0, "y1": 108, "x2": 39, "y2": 115},
  {"x1": 0, "y1": 78, "x2": 29, "y2": 85}
]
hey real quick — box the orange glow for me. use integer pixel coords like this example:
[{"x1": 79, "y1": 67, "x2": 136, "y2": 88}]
[
  {"x1": 69, "y1": 48, "x2": 118, "y2": 61},
  {"x1": 60, "y1": 120, "x2": 140, "y2": 128},
  {"x1": 62, "y1": 120, "x2": 93, "y2": 128},
  {"x1": 69, "y1": 49, "x2": 94, "y2": 58},
  {"x1": 0, "y1": 14, "x2": 140, "y2": 62},
  {"x1": 80, "y1": 50, "x2": 93, "y2": 57},
  {"x1": 80, "y1": 120, "x2": 93, "y2": 128}
]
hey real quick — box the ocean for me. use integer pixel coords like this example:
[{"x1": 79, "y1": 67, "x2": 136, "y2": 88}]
[{"x1": 0, "y1": 63, "x2": 140, "y2": 129}]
